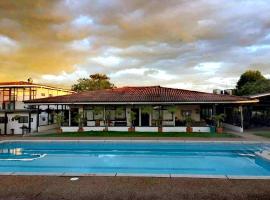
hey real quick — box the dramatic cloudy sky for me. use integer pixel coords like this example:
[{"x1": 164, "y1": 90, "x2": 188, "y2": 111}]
[{"x1": 0, "y1": 0, "x2": 270, "y2": 91}]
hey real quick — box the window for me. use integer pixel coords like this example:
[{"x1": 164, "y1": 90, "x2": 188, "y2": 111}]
[
  {"x1": 115, "y1": 107, "x2": 126, "y2": 120},
  {"x1": 152, "y1": 110, "x2": 160, "y2": 120},
  {"x1": 49, "y1": 94, "x2": 53, "y2": 97},
  {"x1": 163, "y1": 110, "x2": 173, "y2": 121},
  {"x1": 18, "y1": 116, "x2": 28, "y2": 123},
  {"x1": 0, "y1": 117, "x2": 5, "y2": 124},
  {"x1": 85, "y1": 110, "x2": 94, "y2": 120},
  {"x1": 41, "y1": 93, "x2": 46, "y2": 97}
]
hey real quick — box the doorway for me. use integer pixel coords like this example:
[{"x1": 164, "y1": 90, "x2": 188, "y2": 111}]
[
  {"x1": 141, "y1": 113, "x2": 150, "y2": 126},
  {"x1": 70, "y1": 108, "x2": 79, "y2": 126}
]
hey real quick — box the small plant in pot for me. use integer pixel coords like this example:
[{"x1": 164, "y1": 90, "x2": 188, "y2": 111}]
[
  {"x1": 55, "y1": 113, "x2": 64, "y2": 133},
  {"x1": 212, "y1": 114, "x2": 225, "y2": 134},
  {"x1": 74, "y1": 112, "x2": 86, "y2": 132},
  {"x1": 185, "y1": 115, "x2": 194, "y2": 133},
  {"x1": 128, "y1": 111, "x2": 136, "y2": 132}
]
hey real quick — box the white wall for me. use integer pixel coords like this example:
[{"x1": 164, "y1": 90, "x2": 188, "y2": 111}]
[
  {"x1": 60, "y1": 126, "x2": 210, "y2": 133},
  {"x1": 38, "y1": 124, "x2": 58, "y2": 132},
  {"x1": 192, "y1": 127, "x2": 210, "y2": 132},
  {"x1": 4, "y1": 113, "x2": 38, "y2": 134},
  {"x1": 163, "y1": 127, "x2": 186, "y2": 132},
  {"x1": 136, "y1": 127, "x2": 158, "y2": 132},
  {"x1": 109, "y1": 127, "x2": 129, "y2": 132},
  {"x1": 223, "y1": 123, "x2": 243, "y2": 133}
]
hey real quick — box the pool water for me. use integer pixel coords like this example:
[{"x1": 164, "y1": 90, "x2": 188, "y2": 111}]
[{"x1": 0, "y1": 141, "x2": 270, "y2": 176}]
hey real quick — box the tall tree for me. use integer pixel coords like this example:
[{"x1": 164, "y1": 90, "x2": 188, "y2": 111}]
[
  {"x1": 237, "y1": 79, "x2": 270, "y2": 96},
  {"x1": 236, "y1": 70, "x2": 266, "y2": 91},
  {"x1": 71, "y1": 73, "x2": 115, "y2": 92}
]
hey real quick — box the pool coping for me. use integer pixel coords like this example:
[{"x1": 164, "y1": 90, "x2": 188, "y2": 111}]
[
  {"x1": 1, "y1": 139, "x2": 270, "y2": 144},
  {"x1": 0, "y1": 172, "x2": 270, "y2": 179},
  {"x1": 1, "y1": 139, "x2": 270, "y2": 179}
]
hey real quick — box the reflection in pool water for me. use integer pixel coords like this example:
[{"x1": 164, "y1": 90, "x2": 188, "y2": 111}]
[{"x1": 0, "y1": 148, "x2": 46, "y2": 161}]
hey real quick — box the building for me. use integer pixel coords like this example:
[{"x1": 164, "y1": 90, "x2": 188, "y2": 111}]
[
  {"x1": 25, "y1": 86, "x2": 258, "y2": 133},
  {"x1": 0, "y1": 81, "x2": 72, "y2": 135}
]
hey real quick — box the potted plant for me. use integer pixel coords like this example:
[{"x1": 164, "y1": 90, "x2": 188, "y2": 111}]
[
  {"x1": 151, "y1": 106, "x2": 163, "y2": 132},
  {"x1": 128, "y1": 110, "x2": 136, "y2": 132},
  {"x1": 93, "y1": 106, "x2": 103, "y2": 126},
  {"x1": 104, "y1": 109, "x2": 112, "y2": 131},
  {"x1": 157, "y1": 114, "x2": 163, "y2": 133},
  {"x1": 74, "y1": 112, "x2": 86, "y2": 132},
  {"x1": 55, "y1": 112, "x2": 64, "y2": 133},
  {"x1": 212, "y1": 114, "x2": 225, "y2": 133},
  {"x1": 185, "y1": 115, "x2": 194, "y2": 133}
]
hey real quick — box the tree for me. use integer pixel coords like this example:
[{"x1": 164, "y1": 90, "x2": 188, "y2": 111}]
[
  {"x1": 212, "y1": 114, "x2": 225, "y2": 128},
  {"x1": 236, "y1": 70, "x2": 266, "y2": 91},
  {"x1": 237, "y1": 79, "x2": 270, "y2": 96},
  {"x1": 74, "y1": 112, "x2": 86, "y2": 132},
  {"x1": 71, "y1": 73, "x2": 115, "y2": 92},
  {"x1": 55, "y1": 113, "x2": 64, "y2": 133}
]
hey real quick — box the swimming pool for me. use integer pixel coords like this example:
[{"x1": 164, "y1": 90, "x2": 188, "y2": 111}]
[{"x1": 0, "y1": 141, "x2": 270, "y2": 178}]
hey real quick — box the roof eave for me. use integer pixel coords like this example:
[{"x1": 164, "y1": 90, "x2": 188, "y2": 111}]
[{"x1": 25, "y1": 100, "x2": 259, "y2": 105}]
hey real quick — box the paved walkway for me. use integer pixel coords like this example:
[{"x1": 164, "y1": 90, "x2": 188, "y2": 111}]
[{"x1": 230, "y1": 131, "x2": 270, "y2": 142}]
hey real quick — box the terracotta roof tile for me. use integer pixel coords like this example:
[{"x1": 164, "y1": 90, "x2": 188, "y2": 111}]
[{"x1": 25, "y1": 86, "x2": 256, "y2": 104}]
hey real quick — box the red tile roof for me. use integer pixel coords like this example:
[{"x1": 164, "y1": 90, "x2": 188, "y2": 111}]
[
  {"x1": 0, "y1": 81, "x2": 71, "y2": 92},
  {"x1": 25, "y1": 86, "x2": 257, "y2": 104}
]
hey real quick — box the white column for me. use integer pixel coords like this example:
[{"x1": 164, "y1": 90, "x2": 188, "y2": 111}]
[
  {"x1": 173, "y1": 113, "x2": 175, "y2": 127},
  {"x1": 126, "y1": 106, "x2": 130, "y2": 127},
  {"x1": 139, "y1": 106, "x2": 141, "y2": 127},
  {"x1": 149, "y1": 111, "x2": 152, "y2": 127},
  {"x1": 240, "y1": 105, "x2": 244, "y2": 128},
  {"x1": 68, "y1": 109, "x2": 71, "y2": 127}
]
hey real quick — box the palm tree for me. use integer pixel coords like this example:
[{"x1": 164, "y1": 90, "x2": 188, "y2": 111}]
[
  {"x1": 185, "y1": 115, "x2": 194, "y2": 133},
  {"x1": 55, "y1": 112, "x2": 64, "y2": 133},
  {"x1": 74, "y1": 112, "x2": 85, "y2": 132},
  {"x1": 212, "y1": 114, "x2": 225, "y2": 133}
]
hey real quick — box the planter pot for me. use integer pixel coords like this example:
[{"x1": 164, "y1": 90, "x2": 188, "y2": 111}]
[
  {"x1": 216, "y1": 127, "x2": 224, "y2": 134},
  {"x1": 56, "y1": 128, "x2": 63, "y2": 134},
  {"x1": 78, "y1": 127, "x2": 84, "y2": 132},
  {"x1": 186, "y1": 127, "x2": 193, "y2": 133},
  {"x1": 158, "y1": 127, "x2": 163, "y2": 133},
  {"x1": 128, "y1": 127, "x2": 135, "y2": 132}
]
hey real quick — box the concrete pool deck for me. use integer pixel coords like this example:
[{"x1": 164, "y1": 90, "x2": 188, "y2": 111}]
[{"x1": 0, "y1": 175, "x2": 270, "y2": 200}]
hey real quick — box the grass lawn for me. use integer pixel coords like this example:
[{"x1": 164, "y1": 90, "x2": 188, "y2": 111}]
[
  {"x1": 254, "y1": 132, "x2": 270, "y2": 138},
  {"x1": 36, "y1": 131, "x2": 237, "y2": 138}
]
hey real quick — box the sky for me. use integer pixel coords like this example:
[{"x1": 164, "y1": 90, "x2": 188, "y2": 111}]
[{"x1": 0, "y1": 0, "x2": 270, "y2": 92}]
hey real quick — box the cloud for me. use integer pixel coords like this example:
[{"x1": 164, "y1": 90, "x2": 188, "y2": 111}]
[
  {"x1": 0, "y1": 0, "x2": 270, "y2": 91},
  {"x1": 0, "y1": 35, "x2": 19, "y2": 54}
]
